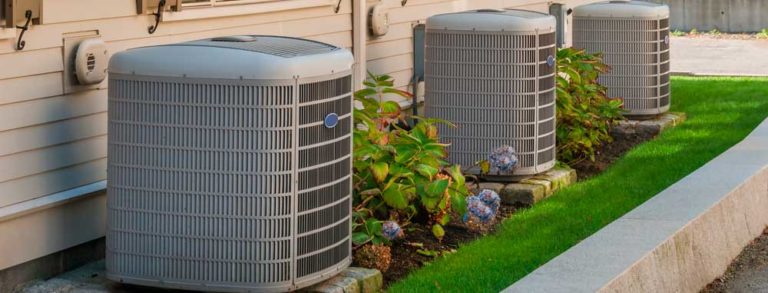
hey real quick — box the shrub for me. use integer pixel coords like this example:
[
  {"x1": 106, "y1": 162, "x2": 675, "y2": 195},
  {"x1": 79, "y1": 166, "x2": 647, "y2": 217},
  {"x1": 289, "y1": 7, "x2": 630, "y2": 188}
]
[
  {"x1": 555, "y1": 48, "x2": 624, "y2": 164},
  {"x1": 351, "y1": 73, "x2": 469, "y2": 244},
  {"x1": 671, "y1": 30, "x2": 686, "y2": 37}
]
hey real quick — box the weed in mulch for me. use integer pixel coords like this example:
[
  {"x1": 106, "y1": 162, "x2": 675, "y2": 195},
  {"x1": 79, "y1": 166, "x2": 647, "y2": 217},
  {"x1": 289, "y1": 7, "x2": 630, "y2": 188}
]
[{"x1": 377, "y1": 205, "x2": 516, "y2": 287}]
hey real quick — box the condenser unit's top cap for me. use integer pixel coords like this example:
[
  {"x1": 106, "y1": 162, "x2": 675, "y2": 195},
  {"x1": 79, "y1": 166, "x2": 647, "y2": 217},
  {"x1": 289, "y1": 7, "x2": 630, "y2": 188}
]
[
  {"x1": 109, "y1": 35, "x2": 354, "y2": 80},
  {"x1": 426, "y1": 9, "x2": 555, "y2": 32},
  {"x1": 574, "y1": 1, "x2": 669, "y2": 18}
]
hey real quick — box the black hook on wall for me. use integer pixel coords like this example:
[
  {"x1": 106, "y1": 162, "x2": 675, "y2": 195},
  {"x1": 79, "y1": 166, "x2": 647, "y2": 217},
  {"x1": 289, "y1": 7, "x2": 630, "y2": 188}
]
[
  {"x1": 15, "y1": 10, "x2": 32, "y2": 51},
  {"x1": 148, "y1": 0, "x2": 166, "y2": 34},
  {"x1": 401, "y1": 0, "x2": 408, "y2": 6},
  {"x1": 334, "y1": 0, "x2": 342, "y2": 13}
]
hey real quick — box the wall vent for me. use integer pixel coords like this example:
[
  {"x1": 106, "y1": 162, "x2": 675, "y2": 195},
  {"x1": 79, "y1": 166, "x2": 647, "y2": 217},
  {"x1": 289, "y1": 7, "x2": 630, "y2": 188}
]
[
  {"x1": 106, "y1": 35, "x2": 354, "y2": 292},
  {"x1": 424, "y1": 9, "x2": 557, "y2": 176},
  {"x1": 573, "y1": 0, "x2": 671, "y2": 117}
]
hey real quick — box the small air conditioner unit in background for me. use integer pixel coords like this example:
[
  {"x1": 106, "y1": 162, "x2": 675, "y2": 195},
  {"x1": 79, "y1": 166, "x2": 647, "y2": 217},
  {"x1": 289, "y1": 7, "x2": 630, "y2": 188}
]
[
  {"x1": 424, "y1": 9, "x2": 558, "y2": 176},
  {"x1": 106, "y1": 35, "x2": 354, "y2": 292},
  {"x1": 573, "y1": 0, "x2": 671, "y2": 117}
]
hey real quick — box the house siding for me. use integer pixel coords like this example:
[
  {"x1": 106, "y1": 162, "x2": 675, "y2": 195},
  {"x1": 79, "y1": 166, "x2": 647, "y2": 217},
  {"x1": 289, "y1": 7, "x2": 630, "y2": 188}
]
[
  {"x1": 0, "y1": 0, "x2": 600, "y2": 274},
  {"x1": 0, "y1": 0, "x2": 353, "y2": 271}
]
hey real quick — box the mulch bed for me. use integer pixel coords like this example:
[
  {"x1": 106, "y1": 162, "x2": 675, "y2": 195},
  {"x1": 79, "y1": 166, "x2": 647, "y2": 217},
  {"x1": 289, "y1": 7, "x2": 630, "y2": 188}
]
[
  {"x1": 702, "y1": 228, "x2": 768, "y2": 293},
  {"x1": 571, "y1": 124, "x2": 658, "y2": 180},
  {"x1": 378, "y1": 205, "x2": 517, "y2": 286},
  {"x1": 371, "y1": 120, "x2": 661, "y2": 287}
]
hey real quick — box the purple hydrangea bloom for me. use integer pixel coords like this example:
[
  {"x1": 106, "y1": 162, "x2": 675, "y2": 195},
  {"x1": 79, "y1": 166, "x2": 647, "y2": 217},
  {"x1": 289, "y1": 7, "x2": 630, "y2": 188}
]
[
  {"x1": 477, "y1": 189, "x2": 500, "y2": 211},
  {"x1": 488, "y1": 145, "x2": 518, "y2": 173},
  {"x1": 381, "y1": 221, "x2": 403, "y2": 240},
  {"x1": 464, "y1": 195, "x2": 496, "y2": 223}
]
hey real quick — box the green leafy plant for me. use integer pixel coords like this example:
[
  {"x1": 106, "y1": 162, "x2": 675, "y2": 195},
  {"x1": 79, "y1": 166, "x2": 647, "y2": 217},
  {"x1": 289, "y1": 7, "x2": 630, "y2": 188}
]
[
  {"x1": 757, "y1": 28, "x2": 768, "y2": 39},
  {"x1": 690, "y1": 28, "x2": 699, "y2": 35},
  {"x1": 351, "y1": 73, "x2": 469, "y2": 243},
  {"x1": 555, "y1": 48, "x2": 624, "y2": 164},
  {"x1": 671, "y1": 30, "x2": 686, "y2": 37},
  {"x1": 708, "y1": 28, "x2": 721, "y2": 36}
]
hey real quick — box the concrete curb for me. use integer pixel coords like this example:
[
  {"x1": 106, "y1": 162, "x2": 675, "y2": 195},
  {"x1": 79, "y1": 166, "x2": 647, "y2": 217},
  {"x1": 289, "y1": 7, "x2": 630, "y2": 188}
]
[{"x1": 504, "y1": 118, "x2": 768, "y2": 293}]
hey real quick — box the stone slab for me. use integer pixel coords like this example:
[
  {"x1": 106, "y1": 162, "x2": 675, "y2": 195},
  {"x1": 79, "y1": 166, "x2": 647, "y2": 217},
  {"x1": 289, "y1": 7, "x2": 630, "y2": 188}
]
[
  {"x1": 470, "y1": 167, "x2": 576, "y2": 206},
  {"x1": 504, "y1": 118, "x2": 768, "y2": 293},
  {"x1": 613, "y1": 112, "x2": 687, "y2": 135}
]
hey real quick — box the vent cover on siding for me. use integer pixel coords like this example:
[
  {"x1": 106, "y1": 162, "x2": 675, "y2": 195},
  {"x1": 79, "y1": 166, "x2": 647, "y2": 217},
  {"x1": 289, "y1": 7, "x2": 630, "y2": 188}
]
[
  {"x1": 106, "y1": 36, "x2": 354, "y2": 292},
  {"x1": 424, "y1": 9, "x2": 558, "y2": 176},
  {"x1": 573, "y1": 1, "x2": 671, "y2": 116}
]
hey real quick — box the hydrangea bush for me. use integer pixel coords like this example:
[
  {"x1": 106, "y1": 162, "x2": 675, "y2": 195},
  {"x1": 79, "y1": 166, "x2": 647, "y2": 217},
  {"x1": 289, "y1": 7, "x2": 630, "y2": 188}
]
[{"x1": 351, "y1": 73, "x2": 470, "y2": 246}]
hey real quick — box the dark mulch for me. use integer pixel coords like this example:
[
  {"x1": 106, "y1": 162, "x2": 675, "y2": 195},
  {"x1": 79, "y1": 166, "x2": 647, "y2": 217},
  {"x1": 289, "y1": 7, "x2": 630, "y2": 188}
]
[
  {"x1": 378, "y1": 205, "x2": 517, "y2": 286},
  {"x1": 571, "y1": 123, "x2": 659, "y2": 180},
  {"x1": 702, "y1": 228, "x2": 768, "y2": 293}
]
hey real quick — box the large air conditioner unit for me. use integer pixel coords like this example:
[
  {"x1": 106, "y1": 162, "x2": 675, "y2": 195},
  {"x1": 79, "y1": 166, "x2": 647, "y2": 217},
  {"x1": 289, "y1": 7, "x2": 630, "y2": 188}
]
[
  {"x1": 573, "y1": 0, "x2": 671, "y2": 117},
  {"x1": 106, "y1": 35, "x2": 354, "y2": 292},
  {"x1": 424, "y1": 9, "x2": 557, "y2": 176}
]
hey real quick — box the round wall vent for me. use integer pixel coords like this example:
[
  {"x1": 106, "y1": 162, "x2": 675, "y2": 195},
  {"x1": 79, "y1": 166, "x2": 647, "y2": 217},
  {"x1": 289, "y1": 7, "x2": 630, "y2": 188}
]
[{"x1": 74, "y1": 38, "x2": 107, "y2": 85}]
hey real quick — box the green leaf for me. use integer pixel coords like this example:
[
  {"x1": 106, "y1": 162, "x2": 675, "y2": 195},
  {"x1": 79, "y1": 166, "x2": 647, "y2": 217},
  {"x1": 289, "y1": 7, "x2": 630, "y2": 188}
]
[
  {"x1": 439, "y1": 214, "x2": 451, "y2": 226},
  {"x1": 425, "y1": 179, "x2": 449, "y2": 198},
  {"x1": 446, "y1": 165, "x2": 466, "y2": 187},
  {"x1": 381, "y1": 101, "x2": 402, "y2": 116},
  {"x1": 370, "y1": 162, "x2": 389, "y2": 184},
  {"x1": 479, "y1": 160, "x2": 491, "y2": 174},
  {"x1": 354, "y1": 88, "x2": 377, "y2": 99},
  {"x1": 432, "y1": 224, "x2": 445, "y2": 240},
  {"x1": 382, "y1": 185, "x2": 408, "y2": 209},
  {"x1": 417, "y1": 249, "x2": 440, "y2": 257},
  {"x1": 450, "y1": 191, "x2": 467, "y2": 216},
  {"x1": 352, "y1": 232, "x2": 371, "y2": 245},
  {"x1": 414, "y1": 164, "x2": 439, "y2": 180}
]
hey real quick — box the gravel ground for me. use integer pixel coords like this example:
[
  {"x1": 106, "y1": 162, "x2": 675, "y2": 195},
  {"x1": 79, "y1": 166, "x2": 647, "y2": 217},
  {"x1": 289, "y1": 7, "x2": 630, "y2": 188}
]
[{"x1": 702, "y1": 228, "x2": 768, "y2": 293}]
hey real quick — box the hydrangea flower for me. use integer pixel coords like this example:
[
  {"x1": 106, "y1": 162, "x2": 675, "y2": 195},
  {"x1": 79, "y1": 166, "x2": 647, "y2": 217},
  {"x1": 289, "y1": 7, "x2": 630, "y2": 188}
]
[
  {"x1": 476, "y1": 189, "x2": 500, "y2": 212},
  {"x1": 381, "y1": 221, "x2": 403, "y2": 240},
  {"x1": 488, "y1": 145, "x2": 518, "y2": 173},
  {"x1": 464, "y1": 195, "x2": 496, "y2": 223}
]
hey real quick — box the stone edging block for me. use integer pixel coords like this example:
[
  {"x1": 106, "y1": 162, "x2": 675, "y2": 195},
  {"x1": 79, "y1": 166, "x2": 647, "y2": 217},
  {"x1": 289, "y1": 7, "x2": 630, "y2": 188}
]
[{"x1": 469, "y1": 167, "x2": 577, "y2": 206}]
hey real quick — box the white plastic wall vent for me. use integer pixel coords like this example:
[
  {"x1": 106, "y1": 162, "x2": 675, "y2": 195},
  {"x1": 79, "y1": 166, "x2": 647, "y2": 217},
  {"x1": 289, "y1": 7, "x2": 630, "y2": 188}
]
[
  {"x1": 106, "y1": 35, "x2": 354, "y2": 292},
  {"x1": 424, "y1": 9, "x2": 557, "y2": 176},
  {"x1": 573, "y1": 0, "x2": 671, "y2": 116}
]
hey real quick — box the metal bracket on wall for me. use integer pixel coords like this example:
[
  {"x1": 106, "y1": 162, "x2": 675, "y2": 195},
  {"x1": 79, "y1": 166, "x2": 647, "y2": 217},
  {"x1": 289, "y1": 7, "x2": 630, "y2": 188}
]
[
  {"x1": 136, "y1": 0, "x2": 181, "y2": 34},
  {"x1": 14, "y1": 9, "x2": 30, "y2": 50},
  {"x1": 148, "y1": 0, "x2": 166, "y2": 34},
  {"x1": 4, "y1": 0, "x2": 41, "y2": 50}
]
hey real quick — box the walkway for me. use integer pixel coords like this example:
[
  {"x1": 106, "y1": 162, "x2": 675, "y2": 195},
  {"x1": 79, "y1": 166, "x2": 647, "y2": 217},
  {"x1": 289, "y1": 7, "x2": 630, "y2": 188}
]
[{"x1": 671, "y1": 36, "x2": 768, "y2": 76}]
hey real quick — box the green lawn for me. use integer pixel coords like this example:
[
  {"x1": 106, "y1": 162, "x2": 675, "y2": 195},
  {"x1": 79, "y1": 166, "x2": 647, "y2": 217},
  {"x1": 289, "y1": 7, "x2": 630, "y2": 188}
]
[{"x1": 388, "y1": 76, "x2": 768, "y2": 292}]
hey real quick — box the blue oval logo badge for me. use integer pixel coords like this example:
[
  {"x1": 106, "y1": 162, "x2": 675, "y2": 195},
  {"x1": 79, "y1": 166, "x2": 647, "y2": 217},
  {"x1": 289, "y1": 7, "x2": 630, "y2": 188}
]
[
  {"x1": 324, "y1": 113, "x2": 339, "y2": 129},
  {"x1": 546, "y1": 55, "x2": 555, "y2": 67}
]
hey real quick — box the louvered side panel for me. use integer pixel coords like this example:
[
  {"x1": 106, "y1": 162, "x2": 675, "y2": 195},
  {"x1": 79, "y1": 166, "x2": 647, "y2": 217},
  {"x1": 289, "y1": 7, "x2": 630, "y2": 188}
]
[
  {"x1": 425, "y1": 30, "x2": 556, "y2": 175},
  {"x1": 106, "y1": 75, "x2": 295, "y2": 289},
  {"x1": 294, "y1": 74, "x2": 353, "y2": 284},
  {"x1": 574, "y1": 17, "x2": 671, "y2": 116}
]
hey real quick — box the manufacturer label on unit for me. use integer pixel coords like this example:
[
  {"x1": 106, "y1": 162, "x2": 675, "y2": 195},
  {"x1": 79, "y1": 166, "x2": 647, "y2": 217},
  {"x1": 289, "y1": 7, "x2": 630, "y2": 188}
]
[{"x1": 324, "y1": 113, "x2": 339, "y2": 128}]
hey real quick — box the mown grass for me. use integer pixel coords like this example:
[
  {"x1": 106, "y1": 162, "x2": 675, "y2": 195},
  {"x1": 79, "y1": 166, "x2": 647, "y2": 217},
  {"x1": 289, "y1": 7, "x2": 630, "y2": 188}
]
[{"x1": 388, "y1": 76, "x2": 768, "y2": 292}]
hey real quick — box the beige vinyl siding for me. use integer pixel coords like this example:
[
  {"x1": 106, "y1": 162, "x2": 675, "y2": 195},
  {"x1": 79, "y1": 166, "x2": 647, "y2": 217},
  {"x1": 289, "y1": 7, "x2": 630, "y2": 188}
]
[{"x1": 0, "y1": 0, "x2": 352, "y2": 210}]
